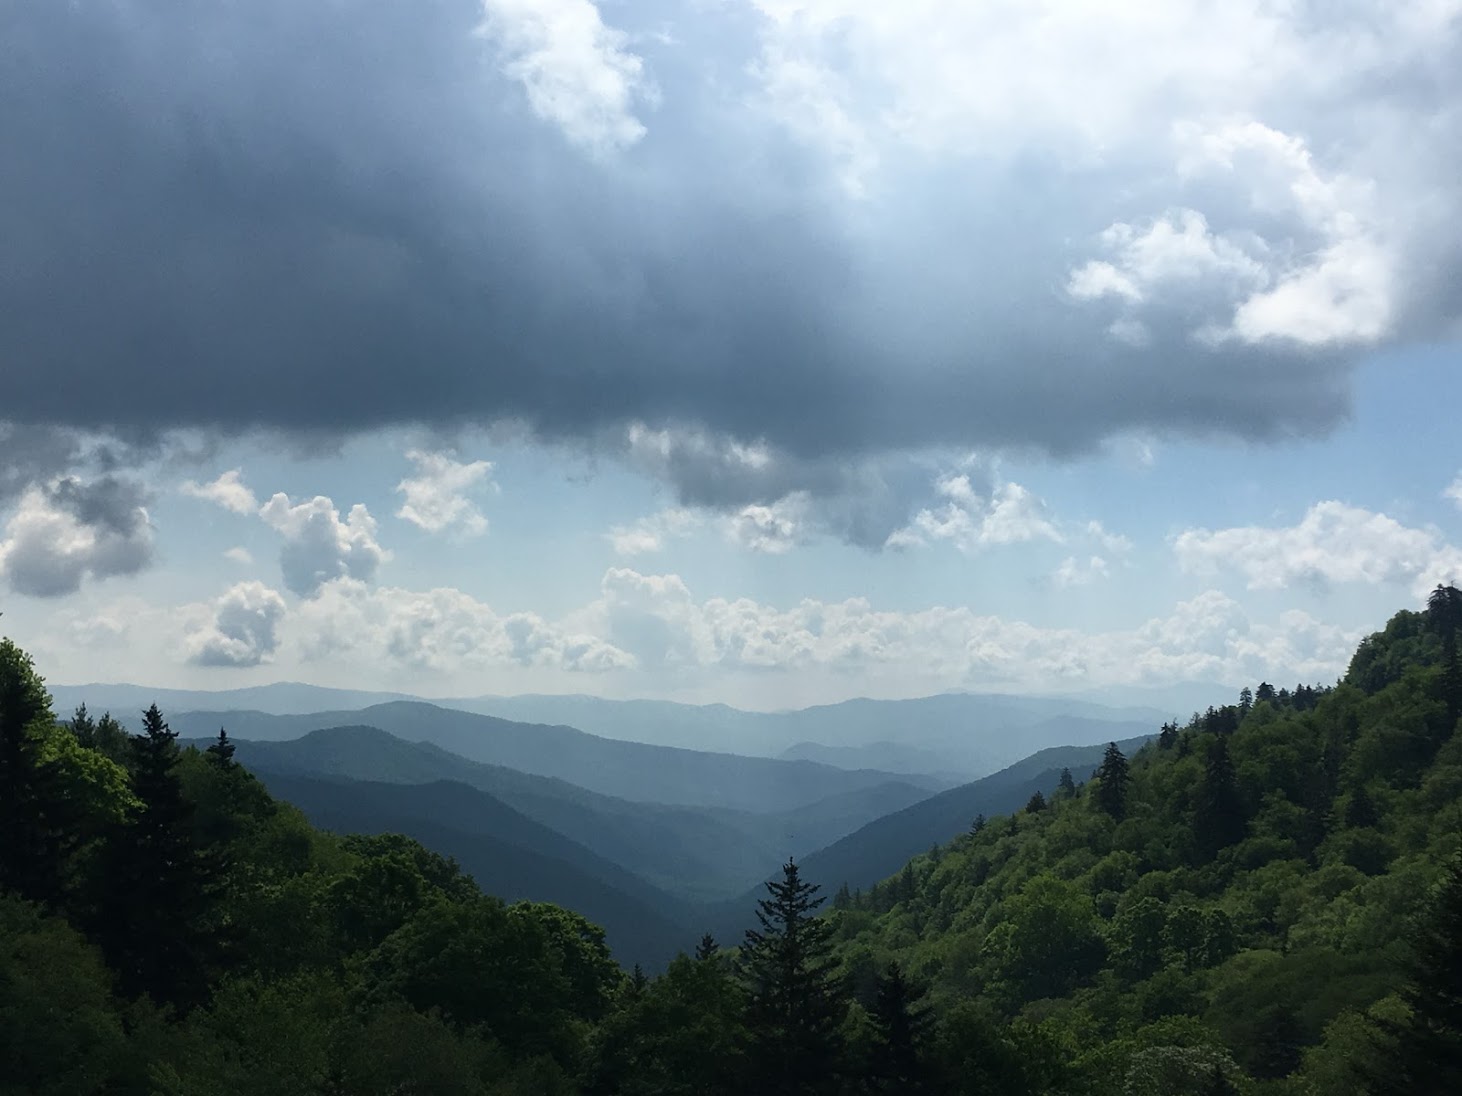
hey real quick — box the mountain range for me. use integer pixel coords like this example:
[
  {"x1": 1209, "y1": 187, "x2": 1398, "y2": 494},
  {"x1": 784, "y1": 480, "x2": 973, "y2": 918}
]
[{"x1": 52, "y1": 681, "x2": 1177, "y2": 776}]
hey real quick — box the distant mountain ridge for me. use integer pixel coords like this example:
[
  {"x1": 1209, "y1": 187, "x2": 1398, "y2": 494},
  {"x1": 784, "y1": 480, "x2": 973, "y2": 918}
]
[
  {"x1": 252, "y1": 770, "x2": 694, "y2": 970},
  {"x1": 157, "y1": 701, "x2": 949, "y2": 813},
  {"x1": 200, "y1": 726, "x2": 934, "y2": 902},
  {"x1": 53, "y1": 680, "x2": 1178, "y2": 775}
]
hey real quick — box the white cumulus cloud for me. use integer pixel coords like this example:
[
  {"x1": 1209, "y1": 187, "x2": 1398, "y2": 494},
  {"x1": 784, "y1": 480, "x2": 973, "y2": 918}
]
[
  {"x1": 180, "y1": 469, "x2": 259, "y2": 515},
  {"x1": 259, "y1": 493, "x2": 390, "y2": 597},
  {"x1": 396, "y1": 449, "x2": 494, "y2": 536},
  {"x1": 889, "y1": 476, "x2": 1062, "y2": 553},
  {"x1": 185, "y1": 581, "x2": 288, "y2": 667},
  {"x1": 294, "y1": 578, "x2": 633, "y2": 674},
  {"x1": 0, "y1": 479, "x2": 154, "y2": 598},
  {"x1": 1174, "y1": 501, "x2": 1462, "y2": 596},
  {"x1": 478, "y1": 0, "x2": 652, "y2": 154},
  {"x1": 606, "y1": 508, "x2": 700, "y2": 555}
]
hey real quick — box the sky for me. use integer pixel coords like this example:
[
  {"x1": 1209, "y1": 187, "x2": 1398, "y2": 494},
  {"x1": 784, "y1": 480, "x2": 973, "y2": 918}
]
[{"x1": 1, "y1": 0, "x2": 1460, "y2": 710}]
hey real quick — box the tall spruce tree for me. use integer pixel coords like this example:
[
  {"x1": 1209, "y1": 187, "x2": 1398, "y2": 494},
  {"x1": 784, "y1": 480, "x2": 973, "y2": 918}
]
[
  {"x1": 868, "y1": 962, "x2": 930, "y2": 1094},
  {"x1": 93, "y1": 704, "x2": 217, "y2": 1010},
  {"x1": 1094, "y1": 742, "x2": 1130, "y2": 821},
  {"x1": 696, "y1": 933, "x2": 721, "y2": 962},
  {"x1": 1057, "y1": 768, "x2": 1077, "y2": 798},
  {"x1": 740, "y1": 859, "x2": 847, "y2": 1095},
  {"x1": 1195, "y1": 737, "x2": 1245, "y2": 858}
]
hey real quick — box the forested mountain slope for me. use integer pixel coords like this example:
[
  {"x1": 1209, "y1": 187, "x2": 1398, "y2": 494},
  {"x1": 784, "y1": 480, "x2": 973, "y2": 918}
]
[
  {"x1": 192, "y1": 725, "x2": 935, "y2": 901},
  {"x1": 818, "y1": 597, "x2": 1462, "y2": 1092},
  {"x1": 254, "y1": 770, "x2": 694, "y2": 969},
  {"x1": 786, "y1": 737, "x2": 1151, "y2": 898}
]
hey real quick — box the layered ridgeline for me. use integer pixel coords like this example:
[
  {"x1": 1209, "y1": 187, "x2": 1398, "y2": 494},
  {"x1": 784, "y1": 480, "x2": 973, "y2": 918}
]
[
  {"x1": 48, "y1": 682, "x2": 1169, "y2": 779},
  {"x1": 182, "y1": 726, "x2": 936, "y2": 904},
  {"x1": 4, "y1": 592, "x2": 1462, "y2": 1094}
]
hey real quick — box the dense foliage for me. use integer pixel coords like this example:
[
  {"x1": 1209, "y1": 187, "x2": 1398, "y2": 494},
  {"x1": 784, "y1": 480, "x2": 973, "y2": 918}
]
[
  {"x1": 825, "y1": 595, "x2": 1462, "y2": 1094},
  {"x1": 3, "y1": 590, "x2": 1461, "y2": 1092}
]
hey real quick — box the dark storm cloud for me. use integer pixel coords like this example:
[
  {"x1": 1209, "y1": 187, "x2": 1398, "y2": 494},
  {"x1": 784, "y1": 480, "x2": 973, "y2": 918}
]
[{"x1": 1, "y1": 1, "x2": 1456, "y2": 506}]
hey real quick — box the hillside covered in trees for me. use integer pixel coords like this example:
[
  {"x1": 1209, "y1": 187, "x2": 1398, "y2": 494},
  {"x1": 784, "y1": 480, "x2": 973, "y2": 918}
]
[{"x1": 3, "y1": 590, "x2": 1462, "y2": 1093}]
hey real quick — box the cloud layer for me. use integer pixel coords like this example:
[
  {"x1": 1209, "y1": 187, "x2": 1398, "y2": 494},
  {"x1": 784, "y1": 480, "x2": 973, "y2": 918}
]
[
  {"x1": 0, "y1": 478, "x2": 154, "y2": 597},
  {"x1": 2, "y1": 0, "x2": 1458, "y2": 524},
  {"x1": 1174, "y1": 501, "x2": 1462, "y2": 596}
]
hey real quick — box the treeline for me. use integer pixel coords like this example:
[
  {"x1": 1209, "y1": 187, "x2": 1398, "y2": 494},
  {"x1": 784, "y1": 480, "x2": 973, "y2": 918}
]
[{"x1": 4, "y1": 588, "x2": 1462, "y2": 1093}]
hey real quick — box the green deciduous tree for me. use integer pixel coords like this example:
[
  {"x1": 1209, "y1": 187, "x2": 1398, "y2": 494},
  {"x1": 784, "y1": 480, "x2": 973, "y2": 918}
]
[
  {"x1": 1363, "y1": 856, "x2": 1462, "y2": 1093},
  {"x1": 0, "y1": 639, "x2": 74, "y2": 907}
]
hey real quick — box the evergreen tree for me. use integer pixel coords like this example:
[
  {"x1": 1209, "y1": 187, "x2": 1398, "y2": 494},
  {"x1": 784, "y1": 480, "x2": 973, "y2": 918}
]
[
  {"x1": 1158, "y1": 721, "x2": 1179, "y2": 749},
  {"x1": 1094, "y1": 742, "x2": 1130, "y2": 821},
  {"x1": 1057, "y1": 768, "x2": 1077, "y2": 798},
  {"x1": 1255, "y1": 682, "x2": 1277, "y2": 703},
  {"x1": 696, "y1": 933, "x2": 721, "y2": 962},
  {"x1": 1238, "y1": 687, "x2": 1253, "y2": 717},
  {"x1": 1346, "y1": 783, "x2": 1381, "y2": 829},
  {"x1": 1026, "y1": 790, "x2": 1048, "y2": 814},
  {"x1": 970, "y1": 813, "x2": 986, "y2": 835},
  {"x1": 205, "y1": 727, "x2": 237, "y2": 770},
  {"x1": 898, "y1": 862, "x2": 917, "y2": 904},
  {"x1": 66, "y1": 704, "x2": 129, "y2": 765},
  {"x1": 1364, "y1": 855, "x2": 1462, "y2": 1094},
  {"x1": 740, "y1": 859, "x2": 847, "y2": 1095},
  {"x1": 868, "y1": 962, "x2": 930, "y2": 1094},
  {"x1": 92, "y1": 704, "x2": 218, "y2": 1010},
  {"x1": 1428, "y1": 584, "x2": 1462, "y2": 729},
  {"x1": 628, "y1": 963, "x2": 649, "y2": 996},
  {"x1": 1195, "y1": 736, "x2": 1245, "y2": 858},
  {"x1": 0, "y1": 638, "x2": 74, "y2": 907}
]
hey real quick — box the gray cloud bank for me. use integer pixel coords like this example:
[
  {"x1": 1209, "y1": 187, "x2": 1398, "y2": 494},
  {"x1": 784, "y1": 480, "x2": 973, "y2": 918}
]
[{"x1": 2, "y1": 1, "x2": 1458, "y2": 504}]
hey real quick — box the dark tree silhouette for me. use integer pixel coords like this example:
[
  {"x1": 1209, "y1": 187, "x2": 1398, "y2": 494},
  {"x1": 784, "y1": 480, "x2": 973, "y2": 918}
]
[
  {"x1": 1195, "y1": 737, "x2": 1245, "y2": 859},
  {"x1": 1095, "y1": 742, "x2": 1130, "y2": 821},
  {"x1": 92, "y1": 705, "x2": 219, "y2": 1010},
  {"x1": 740, "y1": 859, "x2": 847, "y2": 1095},
  {"x1": 868, "y1": 962, "x2": 931, "y2": 1094},
  {"x1": 1057, "y1": 768, "x2": 1077, "y2": 798}
]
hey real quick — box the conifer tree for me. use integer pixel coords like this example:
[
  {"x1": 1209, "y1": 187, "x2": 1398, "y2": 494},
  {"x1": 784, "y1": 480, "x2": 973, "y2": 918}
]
[
  {"x1": 67, "y1": 703, "x2": 130, "y2": 765},
  {"x1": 970, "y1": 813, "x2": 986, "y2": 835},
  {"x1": 1057, "y1": 768, "x2": 1077, "y2": 797},
  {"x1": 696, "y1": 933, "x2": 721, "y2": 961},
  {"x1": 93, "y1": 704, "x2": 218, "y2": 1010},
  {"x1": 1346, "y1": 783, "x2": 1380, "y2": 829},
  {"x1": 1094, "y1": 742, "x2": 1130, "y2": 821},
  {"x1": 205, "y1": 727, "x2": 237, "y2": 770},
  {"x1": 1195, "y1": 737, "x2": 1245, "y2": 858},
  {"x1": 740, "y1": 859, "x2": 847, "y2": 1095},
  {"x1": 868, "y1": 962, "x2": 931, "y2": 1094},
  {"x1": 1026, "y1": 790, "x2": 1048, "y2": 813}
]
